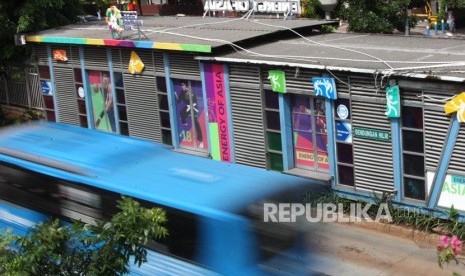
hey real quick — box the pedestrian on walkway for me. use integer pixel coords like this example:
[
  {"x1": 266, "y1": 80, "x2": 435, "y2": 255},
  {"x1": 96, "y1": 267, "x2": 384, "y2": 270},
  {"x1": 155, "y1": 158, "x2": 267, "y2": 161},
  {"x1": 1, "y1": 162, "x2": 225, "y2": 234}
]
[{"x1": 447, "y1": 10, "x2": 456, "y2": 34}]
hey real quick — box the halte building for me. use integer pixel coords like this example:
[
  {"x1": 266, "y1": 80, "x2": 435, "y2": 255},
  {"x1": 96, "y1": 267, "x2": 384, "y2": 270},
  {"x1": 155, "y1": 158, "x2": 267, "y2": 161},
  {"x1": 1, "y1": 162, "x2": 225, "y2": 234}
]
[{"x1": 17, "y1": 14, "x2": 465, "y2": 217}]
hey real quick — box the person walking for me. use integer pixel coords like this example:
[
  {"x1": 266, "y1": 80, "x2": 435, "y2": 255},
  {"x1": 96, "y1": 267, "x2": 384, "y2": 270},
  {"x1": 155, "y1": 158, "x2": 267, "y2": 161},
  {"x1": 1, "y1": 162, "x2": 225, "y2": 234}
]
[{"x1": 447, "y1": 10, "x2": 456, "y2": 34}]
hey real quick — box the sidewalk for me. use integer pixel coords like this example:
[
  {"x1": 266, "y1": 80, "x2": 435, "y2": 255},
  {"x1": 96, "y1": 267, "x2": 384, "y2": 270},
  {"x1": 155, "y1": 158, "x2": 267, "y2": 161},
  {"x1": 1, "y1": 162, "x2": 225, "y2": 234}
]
[
  {"x1": 335, "y1": 20, "x2": 465, "y2": 39},
  {"x1": 306, "y1": 221, "x2": 465, "y2": 275}
]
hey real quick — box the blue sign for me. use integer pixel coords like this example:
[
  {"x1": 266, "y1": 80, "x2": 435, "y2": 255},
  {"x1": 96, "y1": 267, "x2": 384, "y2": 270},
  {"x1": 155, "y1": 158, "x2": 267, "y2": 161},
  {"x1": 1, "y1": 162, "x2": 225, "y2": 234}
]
[
  {"x1": 312, "y1": 77, "x2": 337, "y2": 100},
  {"x1": 336, "y1": 121, "x2": 352, "y2": 143},
  {"x1": 40, "y1": 80, "x2": 53, "y2": 95}
]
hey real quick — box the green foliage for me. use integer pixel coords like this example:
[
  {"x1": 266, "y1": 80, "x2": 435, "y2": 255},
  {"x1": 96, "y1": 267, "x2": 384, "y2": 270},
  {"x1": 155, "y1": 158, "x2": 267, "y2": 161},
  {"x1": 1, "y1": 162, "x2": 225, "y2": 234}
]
[
  {"x1": 300, "y1": 0, "x2": 321, "y2": 18},
  {"x1": 305, "y1": 190, "x2": 465, "y2": 240},
  {"x1": 0, "y1": 197, "x2": 167, "y2": 275},
  {"x1": 0, "y1": 0, "x2": 84, "y2": 63},
  {"x1": 339, "y1": 0, "x2": 414, "y2": 34}
]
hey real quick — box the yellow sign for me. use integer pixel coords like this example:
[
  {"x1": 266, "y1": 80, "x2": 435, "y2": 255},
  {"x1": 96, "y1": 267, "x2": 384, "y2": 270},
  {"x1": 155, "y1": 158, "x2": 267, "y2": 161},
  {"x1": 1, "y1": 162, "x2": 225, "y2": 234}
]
[
  {"x1": 444, "y1": 92, "x2": 465, "y2": 122},
  {"x1": 128, "y1": 51, "x2": 144, "y2": 75}
]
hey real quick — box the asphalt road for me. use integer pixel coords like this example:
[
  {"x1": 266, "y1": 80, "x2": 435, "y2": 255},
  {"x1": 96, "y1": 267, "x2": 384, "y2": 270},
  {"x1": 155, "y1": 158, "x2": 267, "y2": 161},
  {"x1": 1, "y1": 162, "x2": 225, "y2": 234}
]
[{"x1": 305, "y1": 222, "x2": 464, "y2": 276}]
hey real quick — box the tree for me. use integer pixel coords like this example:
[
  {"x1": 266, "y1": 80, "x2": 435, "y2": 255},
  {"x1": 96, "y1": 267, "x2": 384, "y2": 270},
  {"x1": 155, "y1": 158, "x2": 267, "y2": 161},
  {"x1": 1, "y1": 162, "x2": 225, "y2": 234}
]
[
  {"x1": 0, "y1": 0, "x2": 84, "y2": 63},
  {"x1": 337, "y1": 0, "x2": 415, "y2": 34},
  {"x1": 0, "y1": 197, "x2": 168, "y2": 275}
]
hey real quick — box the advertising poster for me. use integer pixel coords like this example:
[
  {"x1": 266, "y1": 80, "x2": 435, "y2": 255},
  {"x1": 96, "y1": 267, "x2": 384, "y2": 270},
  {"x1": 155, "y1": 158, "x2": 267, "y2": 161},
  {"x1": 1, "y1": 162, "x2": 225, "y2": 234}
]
[
  {"x1": 87, "y1": 70, "x2": 116, "y2": 133},
  {"x1": 314, "y1": 98, "x2": 328, "y2": 171},
  {"x1": 204, "y1": 64, "x2": 230, "y2": 162},
  {"x1": 292, "y1": 96, "x2": 314, "y2": 168},
  {"x1": 174, "y1": 80, "x2": 208, "y2": 151}
]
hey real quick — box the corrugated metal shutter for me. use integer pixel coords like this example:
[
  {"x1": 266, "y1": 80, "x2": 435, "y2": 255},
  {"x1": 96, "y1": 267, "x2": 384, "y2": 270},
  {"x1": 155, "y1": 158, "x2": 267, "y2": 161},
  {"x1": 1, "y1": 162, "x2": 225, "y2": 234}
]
[
  {"x1": 34, "y1": 45, "x2": 49, "y2": 65},
  {"x1": 70, "y1": 46, "x2": 80, "y2": 67},
  {"x1": 351, "y1": 83, "x2": 394, "y2": 192},
  {"x1": 123, "y1": 74, "x2": 161, "y2": 142},
  {"x1": 421, "y1": 88, "x2": 465, "y2": 173},
  {"x1": 83, "y1": 47, "x2": 108, "y2": 70},
  {"x1": 153, "y1": 52, "x2": 164, "y2": 76},
  {"x1": 450, "y1": 125, "x2": 465, "y2": 172},
  {"x1": 229, "y1": 64, "x2": 266, "y2": 168},
  {"x1": 421, "y1": 89, "x2": 457, "y2": 171},
  {"x1": 53, "y1": 67, "x2": 79, "y2": 125},
  {"x1": 334, "y1": 73, "x2": 350, "y2": 98},
  {"x1": 111, "y1": 49, "x2": 123, "y2": 71},
  {"x1": 168, "y1": 53, "x2": 199, "y2": 79},
  {"x1": 349, "y1": 75, "x2": 380, "y2": 99}
]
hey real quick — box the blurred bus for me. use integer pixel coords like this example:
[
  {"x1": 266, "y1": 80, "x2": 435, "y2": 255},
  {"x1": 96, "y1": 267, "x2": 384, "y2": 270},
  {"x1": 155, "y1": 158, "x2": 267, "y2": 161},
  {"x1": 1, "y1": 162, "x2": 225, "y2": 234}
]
[{"x1": 0, "y1": 122, "x2": 323, "y2": 275}]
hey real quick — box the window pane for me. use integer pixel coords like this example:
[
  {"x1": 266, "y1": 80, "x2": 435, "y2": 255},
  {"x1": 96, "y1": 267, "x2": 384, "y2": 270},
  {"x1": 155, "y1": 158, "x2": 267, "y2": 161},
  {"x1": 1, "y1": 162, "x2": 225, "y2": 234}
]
[
  {"x1": 74, "y1": 68, "x2": 82, "y2": 83},
  {"x1": 43, "y1": 95, "x2": 54, "y2": 109},
  {"x1": 403, "y1": 154, "x2": 424, "y2": 176},
  {"x1": 118, "y1": 105, "x2": 127, "y2": 121},
  {"x1": 268, "y1": 152, "x2": 283, "y2": 171},
  {"x1": 265, "y1": 89, "x2": 279, "y2": 109},
  {"x1": 293, "y1": 114, "x2": 312, "y2": 132},
  {"x1": 162, "y1": 129, "x2": 172, "y2": 145},
  {"x1": 266, "y1": 111, "x2": 281, "y2": 131},
  {"x1": 404, "y1": 177, "x2": 425, "y2": 200},
  {"x1": 158, "y1": 94, "x2": 169, "y2": 110},
  {"x1": 114, "y1": 73, "x2": 123, "y2": 88},
  {"x1": 402, "y1": 107, "x2": 423, "y2": 129},
  {"x1": 77, "y1": 99, "x2": 86, "y2": 114},
  {"x1": 338, "y1": 165, "x2": 354, "y2": 186},
  {"x1": 337, "y1": 143, "x2": 353, "y2": 164},
  {"x1": 267, "y1": 132, "x2": 282, "y2": 152},
  {"x1": 38, "y1": 66, "x2": 51, "y2": 79},
  {"x1": 160, "y1": 111, "x2": 171, "y2": 128},
  {"x1": 402, "y1": 130, "x2": 423, "y2": 153},
  {"x1": 46, "y1": 110, "x2": 56, "y2": 122},
  {"x1": 335, "y1": 98, "x2": 351, "y2": 120},
  {"x1": 119, "y1": 122, "x2": 129, "y2": 136},
  {"x1": 79, "y1": 115, "x2": 88, "y2": 128},
  {"x1": 156, "y1": 77, "x2": 166, "y2": 92},
  {"x1": 116, "y1": 89, "x2": 126, "y2": 104},
  {"x1": 291, "y1": 95, "x2": 310, "y2": 113}
]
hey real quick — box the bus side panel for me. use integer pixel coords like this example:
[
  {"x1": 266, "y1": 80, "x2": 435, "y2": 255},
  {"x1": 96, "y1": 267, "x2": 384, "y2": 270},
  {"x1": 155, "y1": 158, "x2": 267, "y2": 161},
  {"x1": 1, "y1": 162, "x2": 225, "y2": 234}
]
[
  {"x1": 198, "y1": 216, "x2": 259, "y2": 276},
  {"x1": 0, "y1": 200, "x2": 47, "y2": 236}
]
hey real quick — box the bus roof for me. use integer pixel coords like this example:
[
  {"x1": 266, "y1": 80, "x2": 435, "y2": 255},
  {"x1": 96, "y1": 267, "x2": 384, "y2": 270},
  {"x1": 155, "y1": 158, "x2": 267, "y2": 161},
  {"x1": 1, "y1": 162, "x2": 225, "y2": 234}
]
[{"x1": 0, "y1": 122, "x2": 320, "y2": 216}]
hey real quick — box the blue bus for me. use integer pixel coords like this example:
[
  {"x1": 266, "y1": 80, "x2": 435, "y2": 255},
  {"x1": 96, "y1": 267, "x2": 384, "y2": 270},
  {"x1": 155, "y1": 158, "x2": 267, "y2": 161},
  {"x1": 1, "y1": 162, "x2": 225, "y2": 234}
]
[{"x1": 0, "y1": 122, "x2": 323, "y2": 275}]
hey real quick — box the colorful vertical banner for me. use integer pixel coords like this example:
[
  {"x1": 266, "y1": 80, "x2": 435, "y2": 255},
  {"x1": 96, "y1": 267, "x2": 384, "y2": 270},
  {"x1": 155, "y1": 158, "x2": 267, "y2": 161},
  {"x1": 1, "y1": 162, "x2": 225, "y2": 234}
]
[
  {"x1": 204, "y1": 64, "x2": 231, "y2": 162},
  {"x1": 444, "y1": 92, "x2": 465, "y2": 122},
  {"x1": 312, "y1": 77, "x2": 337, "y2": 100},
  {"x1": 128, "y1": 51, "x2": 144, "y2": 74},
  {"x1": 174, "y1": 80, "x2": 208, "y2": 151},
  {"x1": 88, "y1": 70, "x2": 116, "y2": 133},
  {"x1": 268, "y1": 70, "x2": 286, "y2": 93},
  {"x1": 385, "y1": 85, "x2": 400, "y2": 118}
]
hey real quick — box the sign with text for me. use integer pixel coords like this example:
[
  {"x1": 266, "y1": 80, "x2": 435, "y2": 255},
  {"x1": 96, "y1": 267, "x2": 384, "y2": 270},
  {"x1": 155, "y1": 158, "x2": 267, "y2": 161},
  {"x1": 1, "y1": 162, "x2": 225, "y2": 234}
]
[
  {"x1": 205, "y1": 63, "x2": 231, "y2": 162},
  {"x1": 204, "y1": 0, "x2": 301, "y2": 14},
  {"x1": 437, "y1": 174, "x2": 465, "y2": 211},
  {"x1": 353, "y1": 127, "x2": 390, "y2": 142},
  {"x1": 336, "y1": 121, "x2": 352, "y2": 143}
]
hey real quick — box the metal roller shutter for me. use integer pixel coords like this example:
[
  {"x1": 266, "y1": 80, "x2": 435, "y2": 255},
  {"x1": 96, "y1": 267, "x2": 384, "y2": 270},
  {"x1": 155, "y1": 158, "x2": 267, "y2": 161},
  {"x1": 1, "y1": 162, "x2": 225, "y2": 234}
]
[
  {"x1": 34, "y1": 45, "x2": 49, "y2": 65},
  {"x1": 153, "y1": 52, "x2": 164, "y2": 76},
  {"x1": 168, "y1": 53, "x2": 199, "y2": 79},
  {"x1": 351, "y1": 82, "x2": 394, "y2": 193},
  {"x1": 450, "y1": 125, "x2": 465, "y2": 172},
  {"x1": 123, "y1": 74, "x2": 161, "y2": 142},
  {"x1": 111, "y1": 49, "x2": 123, "y2": 71},
  {"x1": 83, "y1": 47, "x2": 108, "y2": 70},
  {"x1": 229, "y1": 64, "x2": 266, "y2": 168},
  {"x1": 53, "y1": 67, "x2": 79, "y2": 125}
]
